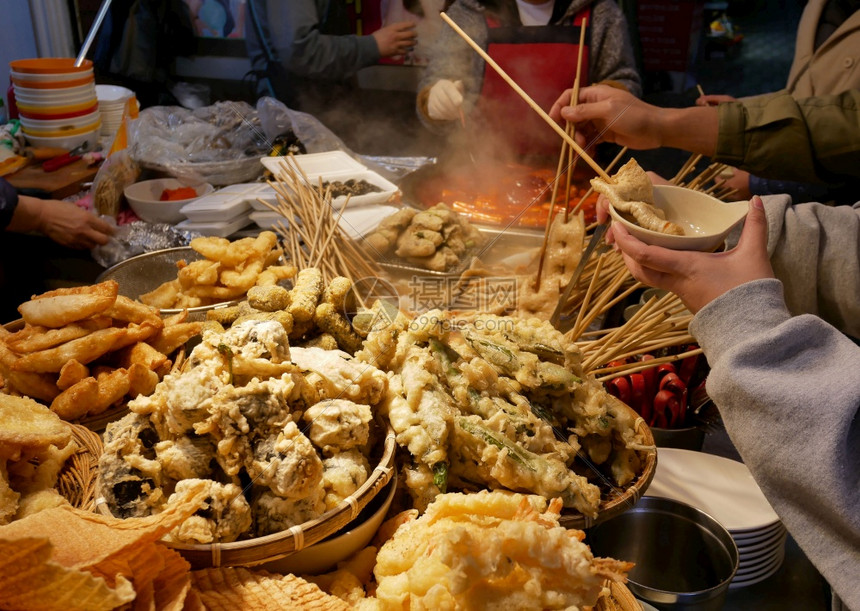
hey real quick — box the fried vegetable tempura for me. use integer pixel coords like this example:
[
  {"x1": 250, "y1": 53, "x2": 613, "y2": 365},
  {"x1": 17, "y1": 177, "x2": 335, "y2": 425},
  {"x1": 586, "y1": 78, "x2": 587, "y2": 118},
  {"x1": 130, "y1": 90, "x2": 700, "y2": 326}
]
[{"x1": 374, "y1": 490, "x2": 633, "y2": 610}]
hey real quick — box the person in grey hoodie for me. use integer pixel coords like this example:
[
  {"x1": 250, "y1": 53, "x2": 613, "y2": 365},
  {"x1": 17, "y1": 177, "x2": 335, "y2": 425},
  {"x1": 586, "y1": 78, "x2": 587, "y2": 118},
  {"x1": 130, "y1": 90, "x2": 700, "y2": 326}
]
[
  {"x1": 417, "y1": 0, "x2": 640, "y2": 157},
  {"x1": 553, "y1": 84, "x2": 860, "y2": 610}
]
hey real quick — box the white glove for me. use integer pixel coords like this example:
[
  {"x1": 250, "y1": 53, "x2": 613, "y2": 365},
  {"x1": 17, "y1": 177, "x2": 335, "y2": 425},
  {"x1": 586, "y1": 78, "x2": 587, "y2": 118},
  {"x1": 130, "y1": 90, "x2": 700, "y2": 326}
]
[{"x1": 427, "y1": 79, "x2": 464, "y2": 121}]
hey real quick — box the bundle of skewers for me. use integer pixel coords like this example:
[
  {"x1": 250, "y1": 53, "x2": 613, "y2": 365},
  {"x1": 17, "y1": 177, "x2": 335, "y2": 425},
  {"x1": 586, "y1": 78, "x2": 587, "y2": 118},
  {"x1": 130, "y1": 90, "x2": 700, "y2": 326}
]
[{"x1": 256, "y1": 156, "x2": 385, "y2": 290}]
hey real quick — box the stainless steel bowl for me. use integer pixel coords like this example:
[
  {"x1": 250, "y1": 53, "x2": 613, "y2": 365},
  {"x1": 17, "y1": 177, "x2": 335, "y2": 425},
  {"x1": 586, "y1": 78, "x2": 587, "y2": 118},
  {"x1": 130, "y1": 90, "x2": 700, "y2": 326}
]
[
  {"x1": 588, "y1": 496, "x2": 738, "y2": 610},
  {"x1": 96, "y1": 247, "x2": 240, "y2": 320}
]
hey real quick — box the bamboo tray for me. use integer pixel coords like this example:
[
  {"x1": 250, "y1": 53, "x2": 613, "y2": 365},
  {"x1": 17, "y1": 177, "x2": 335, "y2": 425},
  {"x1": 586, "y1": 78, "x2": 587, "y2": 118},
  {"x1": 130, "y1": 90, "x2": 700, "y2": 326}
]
[
  {"x1": 95, "y1": 424, "x2": 398, "y2": 569},
  {"x1": 560, "y1": 399, "x2": 657, "y2": 530},
  {"x1": 58, "y1": 423, "x2": 104, "y2": 512}
]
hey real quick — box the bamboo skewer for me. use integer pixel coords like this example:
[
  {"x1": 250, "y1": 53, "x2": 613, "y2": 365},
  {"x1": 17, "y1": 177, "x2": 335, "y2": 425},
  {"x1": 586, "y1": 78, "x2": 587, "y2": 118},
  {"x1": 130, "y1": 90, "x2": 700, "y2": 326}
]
[
  {"x1": 440, "y1": 12, "x2": 611, "y2": 182},
  {"x1": 563, "y1": 17, "x2": 588, "y2": 223},
  {"x1": 262, "y1": 154, "x2": 385, "y2": 286},
  {"x1": 534, "y1": 18, "x2": 589, "y2": 291},
  {"x1": 592, "y1": 347, "x2": 703, "y2": 382}
]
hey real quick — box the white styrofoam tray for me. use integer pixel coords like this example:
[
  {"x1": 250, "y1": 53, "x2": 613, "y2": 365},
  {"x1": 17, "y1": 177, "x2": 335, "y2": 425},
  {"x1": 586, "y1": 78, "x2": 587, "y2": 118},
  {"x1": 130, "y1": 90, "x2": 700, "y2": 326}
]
[
  {"x1": 250, "y1": 204, "x2": 398, "y2": 239},
  {"x1": 181, "y1": 183, "x2": 272, "y2": 222},
  {"x1": 176, "y1": 212, "x2": 253, "y2": 238},
  {"x1": 181, "y1": 192, "x2": 251, "y2": 223},
  {"x1": 260, "y1": 150, "x2": 365, "y2": 181},
  {"x1": 259, "y1": 152, "x2": 399, "y2": 210}
]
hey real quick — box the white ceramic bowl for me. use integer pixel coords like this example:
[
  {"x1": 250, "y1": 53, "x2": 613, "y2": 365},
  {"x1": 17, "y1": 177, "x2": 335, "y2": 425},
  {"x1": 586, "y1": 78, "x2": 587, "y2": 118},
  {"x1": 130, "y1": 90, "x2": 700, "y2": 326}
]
[
  {"x1": 259, "y1": 472, "x2": 398, "y2": 575},
  {"x1": 21, "y1": 120, "x2": 101, "y2": 138},
  {"x1": 608, "y1": 185, "x2": 749, "y2": 251},
  {"x1": 124, "y1": 178, "x2": 215, "y2": 224},
  {"x1": 96, "y1": 84, "x2": 135, "y2": 103},
  {"x1": 23, "y1": 128, "x2": 100, "y2": 151}
]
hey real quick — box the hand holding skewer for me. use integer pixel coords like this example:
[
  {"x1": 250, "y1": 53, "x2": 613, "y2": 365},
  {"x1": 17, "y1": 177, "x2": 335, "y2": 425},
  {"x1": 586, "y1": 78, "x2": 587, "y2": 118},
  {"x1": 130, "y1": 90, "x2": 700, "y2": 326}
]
[{"x1": 440, "y1": 12, "x2": 611, "y2": 183}]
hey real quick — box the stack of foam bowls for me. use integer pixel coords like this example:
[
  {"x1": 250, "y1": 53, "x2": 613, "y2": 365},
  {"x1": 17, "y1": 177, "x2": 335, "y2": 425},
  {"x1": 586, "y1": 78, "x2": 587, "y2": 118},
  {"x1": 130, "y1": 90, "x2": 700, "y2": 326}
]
[
  {"x1": 96, "y1": 84, "x2": 135, "y2": 140},
  {"x1": 10, "y1": 58, "x2": 101, "y2": 151},
  {"x1": 645, "y1": 447, "x2": 789, "y2": 590}
]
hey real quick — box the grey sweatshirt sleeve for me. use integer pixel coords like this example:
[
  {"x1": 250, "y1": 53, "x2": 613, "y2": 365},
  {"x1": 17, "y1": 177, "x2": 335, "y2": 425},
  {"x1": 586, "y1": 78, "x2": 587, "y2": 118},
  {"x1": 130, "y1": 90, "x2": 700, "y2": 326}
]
[
  {"x1": 265, "y1": 0, "x2": 380, "y2": 80},
  {"x1": 587, "y1": 0, "x2": 641, "y2": 97},
  {"x1": 757, "y1": 196, "x2": 860, "y2": 340},
  {"x1": 690, "y1": 279, "x2": 860, "y2": 609},
  {"x1": 689, "y1": 196, "x2": 860, "y2": 607}
]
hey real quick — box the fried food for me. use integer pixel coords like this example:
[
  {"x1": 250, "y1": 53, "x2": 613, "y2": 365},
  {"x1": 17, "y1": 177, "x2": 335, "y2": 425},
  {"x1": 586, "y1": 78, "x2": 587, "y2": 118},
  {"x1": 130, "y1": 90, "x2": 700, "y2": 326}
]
[
  {"x1": 1, "y1": 286, "x2": 198, "y2": 422},
  {"x1": 140, "y1": 231, "x2": 291, "y2": 309},
  {"x1": 0, "y1": 394, "x2": 71, "y2": 454},
  {"x1": 373, "y1": 490, "x2": 633, "y2": 610},
  {"x1": 12, "y1": 327, "x2": 126, "y2": 373},
  {"x1": 365, "y1": 204, "x2": 485, "y2": 272},
  {"x1": 56, "y1": 360, "x2": 90, "y2": 391},
  {"x1": 358, "y1": 309, "x2": 653, "y2": 517},
  {"x1": 190, "y1": 567, "x2": 350, "y2": 611},
  {"x1": 591, "y1": 159, "x2": 685, "y2": 235},
  {"x1": 0, "y1": 482, "x2": 207, "y2": 611},
  {"x1": 17, "y1": 280, "x2": 119, "y2": 328},
  {"x1": 99, "y1": 319, "x2": 388, "y2": 544},
  {"x1": 0, "y1": 395, "x2": 76, "y2": 526},
  {"x1": 289, "y1": 267, "x2": 324, "y2": 322},
  {"x1": 4, "y1": 318, "x2": 112, "y2": 353}
]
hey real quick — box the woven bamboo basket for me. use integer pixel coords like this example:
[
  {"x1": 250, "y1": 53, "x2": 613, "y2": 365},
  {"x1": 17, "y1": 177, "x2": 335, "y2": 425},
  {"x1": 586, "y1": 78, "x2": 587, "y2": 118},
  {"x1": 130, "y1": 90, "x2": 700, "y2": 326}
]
[
  {"x1": 559, "y1": 399, "x2": 657, "y2": 530},
  {"x1": 95, "y1": 424, "x2": 398, "y2": 569},
  {"x1": 57, "y1": 423, "x2": 104, "y2": 511}
]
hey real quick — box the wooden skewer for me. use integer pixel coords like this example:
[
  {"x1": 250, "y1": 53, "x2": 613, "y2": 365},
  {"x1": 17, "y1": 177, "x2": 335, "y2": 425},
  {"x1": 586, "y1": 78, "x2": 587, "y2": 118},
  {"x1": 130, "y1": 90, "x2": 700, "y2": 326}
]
[
  {"x1": 563, "y1": 17, "x2": 588, "y2": 223},
  {"x1": 535, "y1": 15, "x2": 587, "y2": 291},
  {"x1": 440, "y1": 12, "x2": 611, "y2": 182},
  {"x1": 593, "y1": 347, "x2": 703, "y2": 382}
]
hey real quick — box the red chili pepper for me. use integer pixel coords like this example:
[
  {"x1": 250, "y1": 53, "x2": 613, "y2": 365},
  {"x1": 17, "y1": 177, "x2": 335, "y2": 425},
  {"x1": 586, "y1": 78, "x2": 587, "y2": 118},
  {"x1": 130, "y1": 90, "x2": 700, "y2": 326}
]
[
  {"x1": 606, "y1": 377, "x2": 631, "y2": 405},
  {"x1": 629, "y1": 373, "x2": 648, "y2": 418},
  {"x1": 659, "y1": 372, "x2": 685, "y2": 393},
  {"x1": 652, "y1": 389, "x2": 682, "y2": 428},
  {"x1": 655, "y1": 362, "x2": 677, "y2": 384},
  {"x1": 639, "y1": 354, "x2": 658, "y2": 400},
  {"x1": 678, "y1": 351, "x2": 701, "y2": 386}
]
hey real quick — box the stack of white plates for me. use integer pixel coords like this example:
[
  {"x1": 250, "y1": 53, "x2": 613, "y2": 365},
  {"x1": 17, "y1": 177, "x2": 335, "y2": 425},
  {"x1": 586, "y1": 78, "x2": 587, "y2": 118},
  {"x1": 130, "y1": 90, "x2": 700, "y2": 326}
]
[
  {"x1": 645, "y1": 447, "x2": 787, "y2": 589},
  {"x1": 96, "y1": 84, "x2": 136, "y2": 139}
]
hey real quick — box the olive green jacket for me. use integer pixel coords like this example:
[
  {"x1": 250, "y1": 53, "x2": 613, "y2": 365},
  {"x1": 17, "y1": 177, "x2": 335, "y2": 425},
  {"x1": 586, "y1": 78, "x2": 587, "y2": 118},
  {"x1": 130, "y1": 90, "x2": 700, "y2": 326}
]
[{"x1": 715, "y1": 89, "x2": 860, "y2": 186}]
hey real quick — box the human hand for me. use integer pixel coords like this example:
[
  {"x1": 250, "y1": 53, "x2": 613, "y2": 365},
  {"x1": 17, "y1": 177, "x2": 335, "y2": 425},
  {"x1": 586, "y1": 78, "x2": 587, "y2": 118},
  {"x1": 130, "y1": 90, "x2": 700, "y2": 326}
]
[
  {"x1": 372, "y1": 21, "x2": 417, "y2": 58},
  {"x1": 608, "y1": 196, "x2": 774, "y2": 314},
  {"x1": 695, "y1": 94, "x2": 735, "y2": 107},
  {"x1": 721, "y1": 167, "x2": 751, "y2": 200},
  {"x1": 36, "y1": 199, "x2": 115, "y2": 249},
  {"x1": 427, "y1": 79, "x2": 464, "y2": 121},
  {"x1": 550, "y1": 85, "x2": 668, "y2": 151}
]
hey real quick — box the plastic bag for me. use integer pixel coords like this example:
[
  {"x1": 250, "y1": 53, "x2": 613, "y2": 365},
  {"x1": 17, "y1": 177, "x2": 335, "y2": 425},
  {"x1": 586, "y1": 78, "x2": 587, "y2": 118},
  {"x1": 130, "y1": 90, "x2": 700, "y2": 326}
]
[
  {"x1": 129, "y1": 101, "x2": 269, "y2": 185},
  {"x1": 254, "y1": 97, "x2": 411, "y2": 182},
  {"x1": 92, "y1": 115, "x2": 141, "y2": 217}
]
